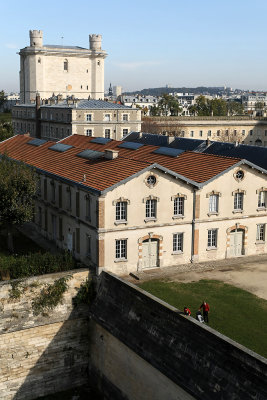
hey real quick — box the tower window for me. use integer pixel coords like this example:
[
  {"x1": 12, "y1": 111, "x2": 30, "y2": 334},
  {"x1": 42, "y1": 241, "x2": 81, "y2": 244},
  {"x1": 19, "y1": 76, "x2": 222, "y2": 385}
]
[
  {"x1": 97, "y1": 60, "x2": 100, "y2": 66},
  {"x1": 64, "y1": 60, "x2": 68, "y2": 71}
]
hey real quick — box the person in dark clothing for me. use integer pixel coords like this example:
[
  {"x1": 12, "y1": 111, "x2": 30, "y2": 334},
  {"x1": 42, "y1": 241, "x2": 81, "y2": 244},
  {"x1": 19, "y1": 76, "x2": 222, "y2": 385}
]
[
  {"x1": 200, "y1": 300, "x2": 210, "y2": 323},
  {"x1": 184, "y1": 307, "x2": 191, "y2": 316}
]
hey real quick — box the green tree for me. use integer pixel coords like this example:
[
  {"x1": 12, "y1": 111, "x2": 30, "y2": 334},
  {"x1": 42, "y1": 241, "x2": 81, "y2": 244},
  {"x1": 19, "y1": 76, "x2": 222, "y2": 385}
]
[
  {"x1": 150, "y1": 105, "x2": 160, "y2": 116},
  {"x1": 158, "y1": 94, "x2": 181, "y2": 116},
  {"x1": 227, "y1": 101, "x2": 244, "y2": 116},
  {"x1": 0, "y1": 155, "x2": 37, "y2": 251},
  {"x1": 0, "y1": 90, "x2": 7, "y2": 108},
  {"x1": 254, "y1": 101, "x2": 264, "y2": 110}
]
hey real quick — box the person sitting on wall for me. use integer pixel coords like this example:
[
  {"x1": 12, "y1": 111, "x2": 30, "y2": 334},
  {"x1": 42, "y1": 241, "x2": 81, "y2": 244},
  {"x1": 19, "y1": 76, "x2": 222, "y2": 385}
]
[
  {"x1": 200, "y1": 300, "x2": 210, "y2": 323},
  {"x1": 196, "y1": 309, "x2": 204, "y2": 323},
  {"x1": 184, "y1": 307, "x2": 191, "y2": 316}
]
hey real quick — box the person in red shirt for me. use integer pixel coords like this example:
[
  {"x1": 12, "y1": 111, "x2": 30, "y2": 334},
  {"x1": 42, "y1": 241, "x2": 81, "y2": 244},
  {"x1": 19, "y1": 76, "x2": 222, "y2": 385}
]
[
  {"x1": 184, "y1": 307, "x2": 191, "y2": 316},
  {"x1": 200, "y1": 300, "x2": 210, "y2": 323}
]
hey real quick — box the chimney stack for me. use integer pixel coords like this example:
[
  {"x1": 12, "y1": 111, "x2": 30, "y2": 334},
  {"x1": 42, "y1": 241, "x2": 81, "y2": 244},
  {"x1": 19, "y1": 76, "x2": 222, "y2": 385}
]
[{"x1": 105, "y1": 149, "x2": 119, "y2": 160}]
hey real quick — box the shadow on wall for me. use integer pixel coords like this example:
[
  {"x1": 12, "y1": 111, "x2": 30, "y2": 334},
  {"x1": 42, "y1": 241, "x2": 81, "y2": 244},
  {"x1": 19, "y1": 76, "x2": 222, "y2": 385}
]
[{"x1": 0, "y1": 271, "x2": 92, "y2": 400}]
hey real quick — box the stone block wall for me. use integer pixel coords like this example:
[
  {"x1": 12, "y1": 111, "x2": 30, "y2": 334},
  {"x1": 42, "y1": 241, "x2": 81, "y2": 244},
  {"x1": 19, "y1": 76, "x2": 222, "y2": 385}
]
[{"x1": 0, "y1": 269, "x2": 90, "y2": 400}]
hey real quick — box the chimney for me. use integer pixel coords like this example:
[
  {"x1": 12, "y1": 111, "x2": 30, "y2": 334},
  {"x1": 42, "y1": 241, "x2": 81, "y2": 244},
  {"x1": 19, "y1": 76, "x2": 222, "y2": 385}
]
[
  {"x1": 167, "y1": 136, "x2": 175, "y2": 144},
  {"x1": 206, "y1": 138, "x2": 210, "y2": 146},
  {"x1": 138, "y1": 132, "x2": 143, "y2": 138},
  {"x1": 105, "y1": 149, "x2": 119, "y2": 160}
]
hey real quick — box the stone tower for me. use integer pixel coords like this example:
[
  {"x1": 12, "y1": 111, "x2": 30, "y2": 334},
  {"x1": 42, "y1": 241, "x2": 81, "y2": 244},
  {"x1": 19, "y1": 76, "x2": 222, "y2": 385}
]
[{"x1": 19, "y1": 30, "x2": 107, "y2": 104}]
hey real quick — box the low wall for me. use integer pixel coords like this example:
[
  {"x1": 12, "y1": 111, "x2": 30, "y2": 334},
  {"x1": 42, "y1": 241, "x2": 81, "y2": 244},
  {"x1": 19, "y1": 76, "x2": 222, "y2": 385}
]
[
  {"x1": 89, "y1": 272, "x2": 267, "y2": 400},
  {"x1": 0, "y1": 269, "x2": 90, "y2": 400}
]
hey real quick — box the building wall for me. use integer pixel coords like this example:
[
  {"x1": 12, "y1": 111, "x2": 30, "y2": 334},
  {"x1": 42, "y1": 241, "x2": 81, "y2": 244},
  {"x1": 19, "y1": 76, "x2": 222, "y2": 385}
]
[{"x1": 0, "y1": 270, "x2": 90, "y2": 400}]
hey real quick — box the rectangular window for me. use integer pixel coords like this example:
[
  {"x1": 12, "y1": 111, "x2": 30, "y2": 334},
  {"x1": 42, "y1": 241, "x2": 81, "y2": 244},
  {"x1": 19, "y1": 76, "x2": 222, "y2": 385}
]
[
  {"x1": 208, "y1": 229, "x2": 217, "y2": 248},
  {"x1": 250, "y1": 130, "x2": 253, "y2": 136},
  {"x1": 217, "y1": 130, "x2": 220, "y2": 136},
  {"x1": 44, "y1": 179, "x2": 47, "y2": 200},
  {"x1": 258, "y1": 191, "x2": 266, "y2": 208},
  {"x1": 234, "y1": 193, "x2": 243, "y2": 210},
  {"x1": 208, "y1": 130, "x2": 211, "y2": 137},
  {"x1": 105, "y1": 129, "x2": 111, "y2": 138},
  {"x1": 38, "y1": 207, "x2": 42, "y2": 227},
  {"x1": 174, "y1": 197, "x2": 184, "y2": 216},
  {"x1": 51, "y1": 182, "x2": 56, "y2": 203},
  {"x1": 87, "y1": 235, "x2": 91, "y2": 256},
  {"x1": 86, "y1": 114, "x2": 92, "y2": 121},
  {"x1": 122, "y1": 114, "x2": 128, "y2": 121},
  {"x1": 104, "y1": 114, "x2": 111, "y2": 122},
  {"x1": 115, "y1": 239, "x2": 127, "y2": 259},
  {"x1": 146, "y1": 199, "x2": 157, "y2": 218},
  {"x1": 173, "y1": 233, "x2": 183, "y2": 252},
  {"x1": 199, "y1": 130, "x2": 203, "y2": 137},
  {"x1": 256, "y1": 224, "x2": 265, "y2": 241},
  {"x1": 242, "y1": 130, "x2": 246, "y2": 135},
  {"x1": 209, "y1": 194, "x2": 219, "y2": 213},
  {"x1": 44, "y1": 209, "x2": 48, "y2": 231},
  {"x1": 58, "y1": 185, "x2": 62, "y2": 208},
  {"x1": 225, "y1": 129, "x2": 229, "y2": 135},
  {"x1": 86, "y1": 196, "x2": 91, "y2": 221},
  {"x1": 190, "y1": 131, "x2": 194, "y2": 137},
  {"x1": 116, "y1": 202, "x2": 127, "y2": 221},
  {"x1": 67, "y1": 188, "x2": 72, "y2": 210},
  {"x1": 76, "y1": 191, "x2": 80, "y2": 218},
  {"x1": 122, "y1": 129, "x2": 128, "y2": 138},
  {"x1": 86, "y1": 129, "x2": 92, "y2": 136},
  {"x1": 64, "y1": 61, "x2": 68, "y2": 71}
]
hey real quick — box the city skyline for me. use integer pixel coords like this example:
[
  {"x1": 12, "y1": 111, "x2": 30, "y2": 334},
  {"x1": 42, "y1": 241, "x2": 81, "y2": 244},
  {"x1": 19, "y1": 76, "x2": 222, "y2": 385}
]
[{"x1": 1, "y1": 0, "x2": 267, "y2": 93}]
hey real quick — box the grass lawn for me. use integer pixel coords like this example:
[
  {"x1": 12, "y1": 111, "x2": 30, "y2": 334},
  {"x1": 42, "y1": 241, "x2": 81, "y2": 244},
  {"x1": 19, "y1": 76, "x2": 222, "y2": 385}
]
[{"x1": 139, "y1": 279, "x2": 267, "y2": 359}]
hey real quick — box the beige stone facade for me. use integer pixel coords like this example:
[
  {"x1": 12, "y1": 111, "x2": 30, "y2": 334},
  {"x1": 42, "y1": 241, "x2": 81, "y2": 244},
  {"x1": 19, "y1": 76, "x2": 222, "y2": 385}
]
[
  {"x1": 12, "y1": 100, "x2": 141, "y2": 140},
  {"x1": 19, "y1": 30, "x2": 107, "y2": 103},
  {"x1": 34, "y1": 161, "x2": 267, "y2": 276},
  {"x1": 143, "y1": 116, "x2": 267, "y2": 146}
]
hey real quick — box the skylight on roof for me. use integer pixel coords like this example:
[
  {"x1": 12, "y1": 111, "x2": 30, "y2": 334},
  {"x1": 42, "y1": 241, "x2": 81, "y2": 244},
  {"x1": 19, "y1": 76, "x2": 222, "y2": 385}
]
[
  {"x1": 153, "y1": 147, "x2": 184, "y2": 157},
  {"x1": 77, "y1": 149, "x2": 104, "y2": 160},
  {"x1": 91, "y1": 137, "x2": 112, "y2": 145},
  {"x1": 48, "y1": 143, "x2": 73, "y2": 152},
  {"x1": 28, "y1": 139, "x2": 47, "y2": 146},
  {"x1": 118, "y1": 142, "x2": 144, "y2": 150}
]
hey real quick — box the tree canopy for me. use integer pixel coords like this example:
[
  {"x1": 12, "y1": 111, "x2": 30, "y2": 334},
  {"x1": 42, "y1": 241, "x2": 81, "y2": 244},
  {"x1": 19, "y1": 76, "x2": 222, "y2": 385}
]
[{"x1": 189, "y1": 95, "x2": 244, "y2": 117}]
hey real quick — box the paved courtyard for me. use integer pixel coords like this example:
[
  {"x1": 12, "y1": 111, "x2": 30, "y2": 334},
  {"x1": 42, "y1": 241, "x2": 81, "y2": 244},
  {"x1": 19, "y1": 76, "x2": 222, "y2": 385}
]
[{"x1": 126, "y1": 255, "x2": 267, "y2": 300}]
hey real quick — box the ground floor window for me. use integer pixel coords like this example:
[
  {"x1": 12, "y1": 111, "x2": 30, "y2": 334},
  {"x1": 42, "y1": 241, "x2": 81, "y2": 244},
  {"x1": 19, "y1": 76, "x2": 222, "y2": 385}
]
[
  {"x1": 115, "y1": 239, "x2": 127, "y2": 259},
  {"x1": 173, "y1": 233, "x2": 183, "y2": 252},
  {"x1": 86, "y1": 129, "x2": 92, "y2": 136},
  {"x1": 256, "y1": 224, "x2": 265, "y2": 241},
  {"x1": 105, "y1": 129, "x2": 111, "y2": 138},
  {"x1": 208, "y1": 229, "x2": 217, "y2": 248}
]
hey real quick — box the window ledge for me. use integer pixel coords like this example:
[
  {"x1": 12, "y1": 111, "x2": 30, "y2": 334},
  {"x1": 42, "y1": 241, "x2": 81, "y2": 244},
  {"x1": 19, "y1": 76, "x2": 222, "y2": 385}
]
[
  {"x1": 144, "y1": 217, "x2": 157, "y2": 223},
  {"x1": 257, "y1": 207, "x2": 267, "y2": 212},
  {"x1": 255, "y1": 241, "x2": 265, "y2": 245},
  {"x1": 206, "y1": 247, "x2": 217, "y2": 251},
  {"x1": 172, "y1": 215, "x2": 185, "y2": 220},
  {"x1": 207, "y1": 212, "x2": 219, "y2": 216},
  {"x1": 114, "y1": 220, "x2": 128, "y2": 225},
  {"x1": 172, "y1": 251, "x2": 183, "y2": 255},
  {"x1": 114, "y1": 259, "x2": 128, "y2": 263},
  {"x1": 232, "y1": 209, "x2": 243, "y2": 214}
]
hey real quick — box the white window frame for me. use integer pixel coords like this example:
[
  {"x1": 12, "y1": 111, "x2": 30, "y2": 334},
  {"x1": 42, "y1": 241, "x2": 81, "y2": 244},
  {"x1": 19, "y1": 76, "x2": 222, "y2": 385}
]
[
  {"x1": 174, "y1": 197, "x2": 184, "y2": 216},
  {"x1": 104, "y1": 114, "x2": 111, "y2": 122},
  {"x1": 256, "y1": 224, "x2": 265, "y2": 241},
  {"x1": 207, "y1": 229, "x2": 218, "y2": 249},
  {"x1": 86, "y1": 129, "x2": 93, "y2": 137},
  {"x1": 86, "y1": 114, "x2": 92, "y2": 122},
  {"x1": 234, "y1": 193, "x2": 244, "y2": 211},
  {"x1": 116, "y1": 201, "x2": 127, "y2": 222},
  {"x1": 122, "y1": 128, "x2": 129, "y2": 138},
  {"x1": 146, "y1": 199, "x2": 157, "y2": 219},
  {"x1": 173, "y1": 233, "x2": 183, "y2": 253},
  {"x1": 209, "y1": 194, "x2": 219, "y2": 213},
  {"x1": 115, "y1": 239, "x2": 127, "y2": 260},
  {"x1": 105, "y1": 129, "x2": 111, "y2": 138},
  {"x1": 122, "y1": 114, "x2": 129, "y2": 121},
  {"x1": 258, "y1": 191, "x2": 266, "y2": 208}
]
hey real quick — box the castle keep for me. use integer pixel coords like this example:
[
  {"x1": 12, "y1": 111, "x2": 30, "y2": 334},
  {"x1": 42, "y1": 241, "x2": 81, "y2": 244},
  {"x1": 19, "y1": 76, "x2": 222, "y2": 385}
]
[{"x1": 19, "y1": 30, "x2": 107, "y2": 103}]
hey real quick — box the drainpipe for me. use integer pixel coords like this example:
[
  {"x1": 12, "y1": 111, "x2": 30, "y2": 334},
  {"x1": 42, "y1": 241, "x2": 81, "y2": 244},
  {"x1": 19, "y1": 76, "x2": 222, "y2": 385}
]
[{"x1": 191, "y1": 189, "x2": 196, "y2": 263}]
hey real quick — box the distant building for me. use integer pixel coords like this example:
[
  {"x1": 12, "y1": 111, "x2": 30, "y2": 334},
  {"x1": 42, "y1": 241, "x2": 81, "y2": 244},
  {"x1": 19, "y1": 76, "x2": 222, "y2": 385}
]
[
  {"x1": 12, "y1": 97, "x2": 141, "y2": 140},
  {"x1": 113, "y1": 85, "x2": 122, "y2": 97},
  {"x1": 241, "y1": 94, "x2": 267, "y2": 116},
  {"x1": 19, "y1": 30, "x2": 107, "y2": 104},
  {"x1": 121, "y1": 95, "x2": 158, "y2": 115},
  {"x1": 0, "y1": 93, "x2": 20, "y2": 112}
]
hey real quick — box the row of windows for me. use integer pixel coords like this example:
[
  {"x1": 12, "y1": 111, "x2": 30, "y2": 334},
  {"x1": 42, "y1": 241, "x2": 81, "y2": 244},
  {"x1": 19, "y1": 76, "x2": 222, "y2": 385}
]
[
  {"x1": 186, "y1": 129, "x2": 261, "y2": 138},
  {"x1": 63, "y1": 60, "x2": 101, "y2": 71},
  {"x1": 115, "y1": 225, "x2": 266, "y2": 259},
  {"x1": 114, "y1": 192, "x2": 267, "y2": 223},
  {"x1": 86, "y1": 128, "x2": 129, "y2": 138},
  {"x1": 86, "y1": 113, "x2": 129, "y2": 122}
]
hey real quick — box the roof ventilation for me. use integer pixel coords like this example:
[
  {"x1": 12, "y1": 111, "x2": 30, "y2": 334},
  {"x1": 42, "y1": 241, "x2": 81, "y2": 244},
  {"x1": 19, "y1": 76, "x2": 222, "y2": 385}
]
[
  {"x1": 49, "y1": 143, "x2": 73, "y2": 152},
  {"x1": 91, "y1": 137, "x2": 112, "y2": 145},
  {"x1": 153, "y1": 147, "x2": 184, "y2": 157},
  {"x1": 77, "y1": 149, "x2": 104, "y2": 160}
]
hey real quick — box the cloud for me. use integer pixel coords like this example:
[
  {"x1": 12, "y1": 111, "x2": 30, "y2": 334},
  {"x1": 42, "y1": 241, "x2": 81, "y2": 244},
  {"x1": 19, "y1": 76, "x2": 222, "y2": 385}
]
[
  {"x1": 113, "y1": 61, "x2": 161, "y2": 70},
  {"x1": 5, "y1": 43, "x2": 18, "y2": 49}
]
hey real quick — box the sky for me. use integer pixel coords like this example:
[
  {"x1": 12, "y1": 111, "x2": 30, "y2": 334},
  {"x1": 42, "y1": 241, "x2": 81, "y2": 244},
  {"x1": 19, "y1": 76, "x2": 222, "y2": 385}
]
[{"x1": 1, "y1": 0, "x2": 267, "y2": 93}]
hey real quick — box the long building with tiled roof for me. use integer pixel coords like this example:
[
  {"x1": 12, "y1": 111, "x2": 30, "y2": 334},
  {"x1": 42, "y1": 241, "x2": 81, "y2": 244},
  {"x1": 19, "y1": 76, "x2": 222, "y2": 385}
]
[{"x1": 1, "y1": 134, "x2": 267, "y2": 275}]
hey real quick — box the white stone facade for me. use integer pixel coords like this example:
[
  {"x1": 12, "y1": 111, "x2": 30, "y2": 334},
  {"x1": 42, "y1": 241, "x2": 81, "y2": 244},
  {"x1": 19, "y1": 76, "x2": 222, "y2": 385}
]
[{"x1": 19, "y1": 30, "x2": 107, "y2": 104}]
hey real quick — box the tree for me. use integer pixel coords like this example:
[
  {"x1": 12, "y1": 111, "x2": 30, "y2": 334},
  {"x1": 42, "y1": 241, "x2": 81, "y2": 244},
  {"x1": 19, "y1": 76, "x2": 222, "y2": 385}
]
[
  {"x1": 158, "y1": 93, "x2": 182, "y2": 116},
  {"x1": 0, "y1": 90, "x2": 7, "y2": 108},
  {"x1": 0, "y1": 155, "x2": 37, "y2": 251},
  {"x1": 227, "y1": 101, "x2": 244, "y2": 116},
  {"x1": 254, "y1": 101, "x2": 264, "y2": 110}
]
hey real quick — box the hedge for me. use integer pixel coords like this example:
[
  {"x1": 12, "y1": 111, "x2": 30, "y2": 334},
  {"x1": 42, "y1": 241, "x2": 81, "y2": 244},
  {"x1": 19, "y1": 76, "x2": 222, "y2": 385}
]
[{"x1": 0, "y1": 251, "x2": 77, "y2": 280}]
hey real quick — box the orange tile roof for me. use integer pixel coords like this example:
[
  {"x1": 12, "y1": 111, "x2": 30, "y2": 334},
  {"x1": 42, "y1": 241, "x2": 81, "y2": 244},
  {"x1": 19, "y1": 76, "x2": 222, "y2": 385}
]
[{"x1": 0, "y1": 135, "x2": 241, "y2": 193}]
